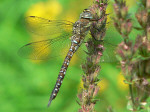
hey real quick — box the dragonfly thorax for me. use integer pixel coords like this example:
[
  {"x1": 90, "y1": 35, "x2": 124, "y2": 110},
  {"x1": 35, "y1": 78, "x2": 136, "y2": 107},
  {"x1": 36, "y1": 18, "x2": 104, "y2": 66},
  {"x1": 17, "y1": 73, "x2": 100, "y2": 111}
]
[
  {"x1": 73, "y1": 21, "x2": 82, "y2": 35},
  {"x1": 73, "y1": 20, "x2": 91, "y2": 35}
]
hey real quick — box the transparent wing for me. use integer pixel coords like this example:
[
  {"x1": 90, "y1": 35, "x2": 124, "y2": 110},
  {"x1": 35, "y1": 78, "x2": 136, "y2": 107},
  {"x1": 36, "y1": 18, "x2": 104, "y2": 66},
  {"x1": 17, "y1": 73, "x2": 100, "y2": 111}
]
[
  {"x1": 100, "y1": 42, "x2": 117, "y2": 63},
  {"x1": 18, "y1": 33, "x2": 72, "y2": 60},
  {"x1": 25, "y1": 16, "x2": 73, "y2": 37},
  {"x1": 76, "y1": 40, "x2": 118, "y2": 63}
]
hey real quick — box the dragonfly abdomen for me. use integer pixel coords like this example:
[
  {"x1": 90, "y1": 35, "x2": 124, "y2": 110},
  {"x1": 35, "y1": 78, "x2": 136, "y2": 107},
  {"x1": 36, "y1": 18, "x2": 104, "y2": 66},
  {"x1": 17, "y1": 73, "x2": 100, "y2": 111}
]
[{"x1": 48, "y1": 42, "x2": 79, "y2": 107}]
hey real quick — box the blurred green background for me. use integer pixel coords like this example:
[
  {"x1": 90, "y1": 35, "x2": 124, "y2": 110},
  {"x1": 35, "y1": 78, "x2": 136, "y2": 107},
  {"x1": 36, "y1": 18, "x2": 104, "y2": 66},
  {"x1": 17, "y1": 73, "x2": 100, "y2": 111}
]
[{"x1": 0, "y1": 0, "x2": 140, "y2": 112}]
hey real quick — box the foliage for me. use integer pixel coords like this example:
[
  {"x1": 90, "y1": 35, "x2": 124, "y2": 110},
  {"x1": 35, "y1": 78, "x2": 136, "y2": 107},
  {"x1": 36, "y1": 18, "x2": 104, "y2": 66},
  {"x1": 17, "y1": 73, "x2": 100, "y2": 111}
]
[{"x1": 114, "y1": 0, "x2": 150, "y2": 111}]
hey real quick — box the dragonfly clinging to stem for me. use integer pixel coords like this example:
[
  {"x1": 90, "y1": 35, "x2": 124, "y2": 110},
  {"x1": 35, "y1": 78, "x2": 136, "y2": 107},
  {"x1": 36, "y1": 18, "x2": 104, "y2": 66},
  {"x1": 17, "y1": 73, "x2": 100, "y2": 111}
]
[{"x1": 18, "y1": 9, "x2": 116, "y2": 107}]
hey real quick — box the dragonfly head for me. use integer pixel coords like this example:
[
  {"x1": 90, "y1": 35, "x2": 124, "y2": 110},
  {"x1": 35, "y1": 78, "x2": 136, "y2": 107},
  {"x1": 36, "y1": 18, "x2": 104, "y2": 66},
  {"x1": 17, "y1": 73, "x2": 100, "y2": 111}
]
[{"x1": 80, "y1": 9, "x2": 93, "y2": 20}]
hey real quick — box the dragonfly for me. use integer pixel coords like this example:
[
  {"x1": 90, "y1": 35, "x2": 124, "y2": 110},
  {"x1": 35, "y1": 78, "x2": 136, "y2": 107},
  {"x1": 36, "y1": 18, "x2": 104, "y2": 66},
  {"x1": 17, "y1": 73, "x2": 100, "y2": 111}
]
[{"x1": 18, "y1": 9, "x2": 117, "y2": 107}]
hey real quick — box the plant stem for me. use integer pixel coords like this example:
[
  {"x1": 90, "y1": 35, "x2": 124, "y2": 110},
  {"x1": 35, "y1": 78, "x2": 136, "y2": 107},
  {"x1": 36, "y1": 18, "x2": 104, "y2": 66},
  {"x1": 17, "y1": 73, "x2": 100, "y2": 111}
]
[
  {"x1": 129, "y1": 84, "x2": 135, "y2": 109},
  {"x1": 78, "y1": 0, "x2": 108, "y2": 112}
]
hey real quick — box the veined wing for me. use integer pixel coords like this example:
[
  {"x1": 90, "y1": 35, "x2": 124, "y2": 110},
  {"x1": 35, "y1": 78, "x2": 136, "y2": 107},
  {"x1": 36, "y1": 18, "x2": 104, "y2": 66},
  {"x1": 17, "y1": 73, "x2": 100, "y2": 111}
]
[
  {"x1": 25, "y1": 16, "x2": 73, "y2": 37},
  {"x1": 76, "y1": 40, "x2": 118, "y2": 63},
  {"x1": 100, "y1": 42, "x2": 118, "y2": 63},
  {"x1": 18, "y1": 33, "x2": 72, "y2": 60}
]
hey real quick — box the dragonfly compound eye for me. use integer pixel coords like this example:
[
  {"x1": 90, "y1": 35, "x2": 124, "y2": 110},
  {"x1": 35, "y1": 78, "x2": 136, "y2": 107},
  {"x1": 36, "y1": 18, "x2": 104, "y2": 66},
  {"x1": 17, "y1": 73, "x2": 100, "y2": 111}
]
[{"x1": 80, "y1": 9, "x2": 93, "y2": 19}]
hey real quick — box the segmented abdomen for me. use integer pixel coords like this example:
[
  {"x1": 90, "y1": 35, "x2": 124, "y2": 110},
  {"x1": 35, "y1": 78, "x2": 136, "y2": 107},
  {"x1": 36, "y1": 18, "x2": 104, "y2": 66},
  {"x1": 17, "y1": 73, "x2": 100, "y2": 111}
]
[{"x1": 48, "y1": 40, "x2": 80, "y2": 107}]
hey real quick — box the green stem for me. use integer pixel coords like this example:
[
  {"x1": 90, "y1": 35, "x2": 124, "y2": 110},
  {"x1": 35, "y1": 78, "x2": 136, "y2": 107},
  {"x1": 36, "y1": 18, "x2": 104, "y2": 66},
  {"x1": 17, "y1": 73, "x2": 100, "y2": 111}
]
[{"x1": 129, "y1": 84, "x2": 135, "y2": 110}]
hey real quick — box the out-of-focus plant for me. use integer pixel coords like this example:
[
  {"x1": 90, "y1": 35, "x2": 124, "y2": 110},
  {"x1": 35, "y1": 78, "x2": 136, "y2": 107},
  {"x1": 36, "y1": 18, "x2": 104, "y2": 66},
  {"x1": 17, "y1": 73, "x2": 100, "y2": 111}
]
[
  {"x1": 113, "y1": 0, "x2": 150, "y2": 111},
  {"x1": 77, "y1": 0, "x2": 108, "y2": 111}
]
